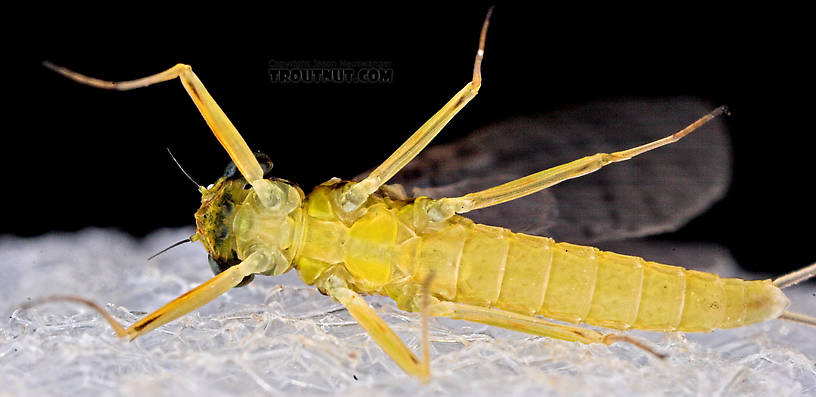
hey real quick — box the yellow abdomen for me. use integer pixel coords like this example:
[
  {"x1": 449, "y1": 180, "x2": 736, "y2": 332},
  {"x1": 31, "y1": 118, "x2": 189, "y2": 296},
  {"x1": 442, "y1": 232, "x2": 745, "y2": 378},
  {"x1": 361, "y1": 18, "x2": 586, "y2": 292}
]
[{"x1": 293, "y1": 184, "x2": 789, "y2": 333}]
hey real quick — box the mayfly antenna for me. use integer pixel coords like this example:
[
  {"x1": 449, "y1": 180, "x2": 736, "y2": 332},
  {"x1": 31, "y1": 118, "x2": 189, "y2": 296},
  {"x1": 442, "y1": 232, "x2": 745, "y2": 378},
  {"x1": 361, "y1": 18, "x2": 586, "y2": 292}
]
[
  {"x1": 147, "y1": 238, "x2": 193, "y2": 261},
  {"x1": 166, "y1": 148, "x2": 204, "y2": 192}
]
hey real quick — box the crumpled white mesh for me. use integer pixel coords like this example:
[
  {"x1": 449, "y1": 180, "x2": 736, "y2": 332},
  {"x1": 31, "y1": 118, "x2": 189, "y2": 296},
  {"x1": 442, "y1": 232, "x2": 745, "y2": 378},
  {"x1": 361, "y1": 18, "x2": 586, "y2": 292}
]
[{"x1": 1, "y1": 228, "x2": 814, "y2": 397}]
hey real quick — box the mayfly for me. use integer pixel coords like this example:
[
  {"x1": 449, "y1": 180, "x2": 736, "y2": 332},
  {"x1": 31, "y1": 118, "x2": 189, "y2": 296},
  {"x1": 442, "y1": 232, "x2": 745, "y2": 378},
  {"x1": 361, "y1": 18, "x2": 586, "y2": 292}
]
[{"x1": 31, "y1": 9, "x2": 816, "y2": 381}]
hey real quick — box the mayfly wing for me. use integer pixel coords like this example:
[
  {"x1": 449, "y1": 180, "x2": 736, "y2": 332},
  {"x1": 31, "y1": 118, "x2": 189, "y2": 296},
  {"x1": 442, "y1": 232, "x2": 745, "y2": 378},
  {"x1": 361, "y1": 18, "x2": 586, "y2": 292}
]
[{"x1": 372, "y1": 98, "x2": 731, "y2": 244}]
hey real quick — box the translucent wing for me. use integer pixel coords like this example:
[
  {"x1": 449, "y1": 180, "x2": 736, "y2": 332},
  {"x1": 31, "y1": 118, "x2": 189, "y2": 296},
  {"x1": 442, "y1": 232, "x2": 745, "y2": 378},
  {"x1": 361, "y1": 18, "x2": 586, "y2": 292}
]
[{"x1": 375, "y1": 98, "x2": 731, "y2": 244}]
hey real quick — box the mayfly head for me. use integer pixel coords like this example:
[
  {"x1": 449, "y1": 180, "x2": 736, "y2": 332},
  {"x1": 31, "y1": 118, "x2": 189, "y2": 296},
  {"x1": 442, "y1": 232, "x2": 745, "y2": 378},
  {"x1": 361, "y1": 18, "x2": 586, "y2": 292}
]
[{"x1": 194, "y1": 152, "x2": 304, "y2": 283}]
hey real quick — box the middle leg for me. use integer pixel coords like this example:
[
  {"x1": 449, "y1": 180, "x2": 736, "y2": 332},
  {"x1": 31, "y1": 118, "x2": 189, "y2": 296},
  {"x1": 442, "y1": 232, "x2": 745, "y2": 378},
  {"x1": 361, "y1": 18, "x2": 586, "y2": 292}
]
[{"x1": 340, "y1": 7, "x2": 494, "y2": 212}]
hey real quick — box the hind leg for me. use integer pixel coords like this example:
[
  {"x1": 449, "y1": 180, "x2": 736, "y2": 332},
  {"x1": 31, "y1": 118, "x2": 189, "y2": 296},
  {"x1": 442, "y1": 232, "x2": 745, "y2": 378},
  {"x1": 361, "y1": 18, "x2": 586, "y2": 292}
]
[
  {"x1": 427, "y1": 301, "x2": 665, "y2": 358},
  {"x1": 424, "y1": 106, "x2": 728, "y2": 221}
]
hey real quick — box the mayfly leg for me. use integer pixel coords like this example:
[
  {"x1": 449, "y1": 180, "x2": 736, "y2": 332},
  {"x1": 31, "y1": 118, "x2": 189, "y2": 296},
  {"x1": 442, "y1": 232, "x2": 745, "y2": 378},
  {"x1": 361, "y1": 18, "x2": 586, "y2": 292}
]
[
  {"x1": 428, "y1": 301, "x2": 666, "y2": 359},
  {"x1": 324, "y1": 285, "x2": 432, "y2": 381},
  {"x1": 42, "y1": 61, "x2": 278, "y2": 206},
  {"x1": 23, "y1": 251, "x2": 268, "y2": 340},
  {"x1": 317, "y1": 271, "x2": 437, "y2": 381},
  {"x1": 340, "y1": 7, "x2": 494, "y2": 212},
  {"x1": 425, "y1": 106, "x2": 729, "y2": 220}
]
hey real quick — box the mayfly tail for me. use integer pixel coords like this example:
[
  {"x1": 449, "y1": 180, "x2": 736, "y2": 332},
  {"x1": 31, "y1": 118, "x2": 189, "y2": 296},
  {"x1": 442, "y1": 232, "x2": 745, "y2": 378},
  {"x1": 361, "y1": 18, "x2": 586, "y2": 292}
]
[
  {"x1": 773, "y1": 262, "x2": 816, "y2": 289},
  {"x1": 778, "y1": 311, "x2": 816, "y2": 327},
  {"x1": 773, "y1": 262, "x2": 816, "y2": 327},
  {"x1": 20, "y1": 295, "x2": 128, "y2": 337}
]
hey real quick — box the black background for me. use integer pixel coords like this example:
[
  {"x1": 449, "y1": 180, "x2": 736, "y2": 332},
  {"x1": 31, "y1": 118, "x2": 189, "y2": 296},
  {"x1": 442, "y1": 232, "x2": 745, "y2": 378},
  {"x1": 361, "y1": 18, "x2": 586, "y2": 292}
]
[{"x1": 6, "y1": 4, "x2": 815, "y2": 274}]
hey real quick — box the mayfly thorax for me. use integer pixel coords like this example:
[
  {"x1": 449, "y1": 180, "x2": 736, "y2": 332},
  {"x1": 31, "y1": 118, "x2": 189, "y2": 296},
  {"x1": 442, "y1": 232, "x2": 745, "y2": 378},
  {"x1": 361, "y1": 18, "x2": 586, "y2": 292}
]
[{"x1": 30, "y1": 8, "x2": 816, "y2": 381}]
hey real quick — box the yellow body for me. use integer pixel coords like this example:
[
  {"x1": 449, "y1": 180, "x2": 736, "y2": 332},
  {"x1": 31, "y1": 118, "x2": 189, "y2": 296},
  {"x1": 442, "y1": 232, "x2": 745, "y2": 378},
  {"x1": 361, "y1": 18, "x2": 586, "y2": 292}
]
[
  {"x1": 40, "y1": 11, "x2": 814, "y2": 380},
  {"x1": 267, "y1": 181, "x2": 789, "y2": 333}
]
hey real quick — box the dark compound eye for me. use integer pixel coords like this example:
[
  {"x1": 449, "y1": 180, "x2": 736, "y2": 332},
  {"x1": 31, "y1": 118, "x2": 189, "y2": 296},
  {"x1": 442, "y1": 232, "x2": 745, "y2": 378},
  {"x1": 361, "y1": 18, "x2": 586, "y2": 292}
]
[
  {"x1": 235, "y1": 274, "x2": 255, "y2": 288},
  {"x1": 208, "y1": 254, "x2": 228, "y2": 275},
  {"x1": 256, "y1": 152, "x2": 273, "y2": 175},
  {"x1": 222, "y1": 162, "x2": 238, "y2": 179},
  {"x1": 223, "y1": 152, "x2": 274, "y2": 179},
  {"x1": 207, "y1": 254, "x2": 254, "y2": 288}
]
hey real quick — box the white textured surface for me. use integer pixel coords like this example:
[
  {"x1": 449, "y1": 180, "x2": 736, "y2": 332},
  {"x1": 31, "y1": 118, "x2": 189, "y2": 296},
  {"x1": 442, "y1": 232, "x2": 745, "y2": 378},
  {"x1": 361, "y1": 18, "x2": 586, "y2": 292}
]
[{"x1": 1, "y1": 228, "x2": 814, "y2": 397}]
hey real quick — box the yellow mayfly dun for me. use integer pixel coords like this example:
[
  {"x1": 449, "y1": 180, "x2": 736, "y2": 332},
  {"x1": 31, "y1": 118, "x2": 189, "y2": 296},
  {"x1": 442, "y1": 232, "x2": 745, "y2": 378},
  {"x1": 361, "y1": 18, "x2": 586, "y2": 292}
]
[{"x1": 29, "y1": 8, "x2": 815, "y2": 384}]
